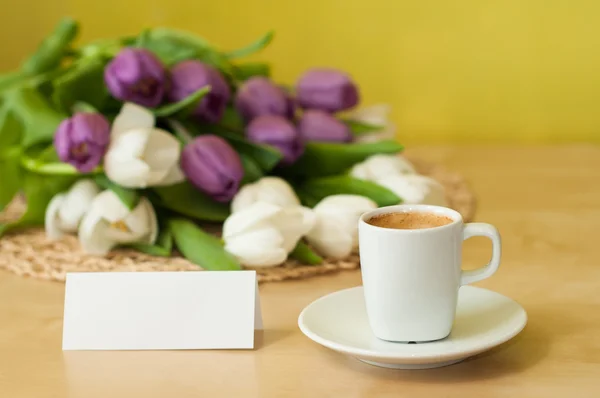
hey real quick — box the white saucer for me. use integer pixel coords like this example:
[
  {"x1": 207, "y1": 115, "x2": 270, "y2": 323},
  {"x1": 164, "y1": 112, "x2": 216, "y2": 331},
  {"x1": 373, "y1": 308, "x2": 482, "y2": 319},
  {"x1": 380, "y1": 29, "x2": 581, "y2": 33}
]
[{"x1": 298, "y1": 286, "x2": 527, "y2": 370}]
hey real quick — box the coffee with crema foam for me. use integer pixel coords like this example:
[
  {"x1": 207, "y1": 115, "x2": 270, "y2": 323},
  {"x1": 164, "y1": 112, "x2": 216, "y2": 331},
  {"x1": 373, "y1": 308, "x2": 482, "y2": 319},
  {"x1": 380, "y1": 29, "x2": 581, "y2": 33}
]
[{"x1": 367, "y1": 211, "x2": 453, "y2": 230}]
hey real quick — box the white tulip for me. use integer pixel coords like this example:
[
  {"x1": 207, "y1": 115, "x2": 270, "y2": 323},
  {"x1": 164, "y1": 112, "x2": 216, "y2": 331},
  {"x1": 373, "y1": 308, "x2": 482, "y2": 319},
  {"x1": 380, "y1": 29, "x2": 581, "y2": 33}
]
[
  {"x1": 45, "y1": 179, "x2": 101, "y2": 239},
  {"x1": 347, "y1": 104, "x2": 396, "y2": 143},
  {"x1": 78, "y1": 190, "x2": 158, "y2": 255},
  {"x1": 350, "y1": 154, "x2": 416, "y2": 181},
  {"x1": 376, "y1": 174, "x2": 447, "y2": 206},
  {"x1": 306, "y1": 195, "x2": 377, "y2": 259},
  {"x1": 104, "y1": 103, "x2": 185, "y2": 188},
  {"x1": 223, "y1": 202, "x2": 316, "y2": 268},
  {"x1": 231, "y1": 177, "x2": 300, "y2": 213}
]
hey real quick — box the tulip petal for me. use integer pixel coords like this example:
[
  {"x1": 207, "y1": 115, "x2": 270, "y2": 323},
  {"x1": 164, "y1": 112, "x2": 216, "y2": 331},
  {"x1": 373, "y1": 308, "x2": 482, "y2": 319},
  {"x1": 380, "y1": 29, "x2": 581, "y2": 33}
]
[
  {"x1": 123, "y1": 197, "x2": 158, "y2": 244},
  {"x1": 104, "y1": 129, "x2": 153, "y2": 188},
  {"x1": 306, "y1": 219, "x2": 353, "y2": 259},
  {"x1": 348, "y1": 104, "x2": 391, "y2": 124},
  {"x1": 230, "y1": 184, "x2": 258, "y2": 213},
  {"x1": 89, "y1": 190, "x2": 130, "y2": 223},
  {"x1": 314, "y1": 194, "x2": 377, "y2": 247},
  {"x1": 272, "y1": 206, "x2": 313, "y2": 252},
  {"x1": 376, "y1": 175, "x2": 446, "y2": 206},
  {"x1": 350, "y1": 154, "x2": 416, "y2": 180},
  {"x1": 143, "y1": 129, "x2": 182, "y2": 172},
  {"x1": 231, "y1": 176, "x2": 300, "y2": 213},
  {"x1": 111, "y1": 103, "x2": 155, "y2": 138},
  {"x1": 222, "y1": 201, "x2": 282, "y2": 239},
  {"x1": 45, "y1": 194, "x2": 68, "y2": 239},
  {"x1": 105, "y1": 158, "x2": 151, "y2": 188},
  {"x1": 299, "y1": 206, "x2": 317, "y2": 233},
  {"x1": 225, "y1": 227, "x2": 287, "y2": 267},
  {"x1": 154, "y1": 164, "x2": 185, "y2": 186},
  {"x1": 106, "y1": 128, "x2": 149, "y2": 159},
  {"x1": 57, "y1": 179, "x2": 100, "y2": 231},
  {"x1": 78, "y1": 207, "x2": 118, "y2": 255}
]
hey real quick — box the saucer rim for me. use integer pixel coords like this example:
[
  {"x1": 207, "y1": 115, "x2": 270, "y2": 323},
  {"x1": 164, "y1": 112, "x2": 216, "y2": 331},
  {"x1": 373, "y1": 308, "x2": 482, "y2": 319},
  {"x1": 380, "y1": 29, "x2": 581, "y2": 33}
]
[{"x1": 298, "y1": 286, "x2": 528, "y2": 362}]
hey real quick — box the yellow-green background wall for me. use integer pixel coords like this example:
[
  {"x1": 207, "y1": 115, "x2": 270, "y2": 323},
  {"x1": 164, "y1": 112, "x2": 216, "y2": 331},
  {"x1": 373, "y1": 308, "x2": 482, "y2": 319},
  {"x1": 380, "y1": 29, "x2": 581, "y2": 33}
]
[{"x1": 2, "y1": 0, "x2": 599, "y2": 144}]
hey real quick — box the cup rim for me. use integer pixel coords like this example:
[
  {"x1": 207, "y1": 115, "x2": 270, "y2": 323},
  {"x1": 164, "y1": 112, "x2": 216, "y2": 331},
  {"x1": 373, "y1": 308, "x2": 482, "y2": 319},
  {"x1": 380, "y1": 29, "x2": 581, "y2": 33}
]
[{"x1": 359, "y1": 204, "x2": 463, "y2": 233}]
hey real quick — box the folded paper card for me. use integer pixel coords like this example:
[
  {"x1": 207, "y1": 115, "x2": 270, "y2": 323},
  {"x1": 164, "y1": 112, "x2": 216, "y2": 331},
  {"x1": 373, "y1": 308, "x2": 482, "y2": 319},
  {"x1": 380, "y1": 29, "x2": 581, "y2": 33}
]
[{"x1": 62, "y1": 271, "x2": 263, "y2": 350}]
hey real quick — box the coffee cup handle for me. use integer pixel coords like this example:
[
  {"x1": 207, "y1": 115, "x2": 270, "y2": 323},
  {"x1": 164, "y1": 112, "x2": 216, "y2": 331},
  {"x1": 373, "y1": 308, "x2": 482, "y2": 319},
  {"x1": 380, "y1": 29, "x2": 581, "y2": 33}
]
[{"x1": 460, "y1": 223, "x2": 502, "y2": 285}]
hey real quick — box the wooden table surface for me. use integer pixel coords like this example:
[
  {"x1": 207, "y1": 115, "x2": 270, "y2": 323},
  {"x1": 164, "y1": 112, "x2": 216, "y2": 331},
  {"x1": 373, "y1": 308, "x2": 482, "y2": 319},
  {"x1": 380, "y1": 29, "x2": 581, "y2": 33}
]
[{"x1": 1, "y1": 145, "x2": 599, "y2": 397}]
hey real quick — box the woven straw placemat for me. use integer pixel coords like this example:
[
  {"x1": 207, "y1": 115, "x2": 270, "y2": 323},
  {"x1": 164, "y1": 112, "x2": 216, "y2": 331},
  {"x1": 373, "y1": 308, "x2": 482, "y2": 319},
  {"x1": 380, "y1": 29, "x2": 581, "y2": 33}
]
[{"x1": 0, "y1": 155, "x2": 476, "y2": 283}]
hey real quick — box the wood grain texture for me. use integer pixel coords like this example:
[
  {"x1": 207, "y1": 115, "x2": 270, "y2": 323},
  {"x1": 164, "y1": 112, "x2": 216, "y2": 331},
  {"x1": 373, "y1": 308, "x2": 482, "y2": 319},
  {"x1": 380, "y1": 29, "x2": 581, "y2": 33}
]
[{"x1": 1, "y1": 145, "x2": 599, "y2": 397}]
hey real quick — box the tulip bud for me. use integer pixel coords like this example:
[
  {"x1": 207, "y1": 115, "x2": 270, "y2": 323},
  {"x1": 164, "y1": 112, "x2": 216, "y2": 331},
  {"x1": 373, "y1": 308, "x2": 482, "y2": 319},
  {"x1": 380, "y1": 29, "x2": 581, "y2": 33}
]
[
  {"x1": 78, "y1": 190, "x2": 158, "y2": 255},
  {"x1": 223, "y1": 202, "x2": 315, "y2": 267},
  {"x1": 54, "y1": 113, "x2": 111, "y2": 173},
  {"x1": 246, "y1": 115, "x2": 304, "y2": 165},
  {"x1": 168, "y1": 60, "x2": 231, "y2": 123},
  {"x1": 298, "y1": 109, "x2": 352, "y2": 143},
  {"x1": 181, "y1": 135, "x2": 244, "y2": 202},
  {"x1": 231, "y1": 177, "x2": 301, "y2": 213},
  {"x1": 45, "y1": 179, "x2": 101, "y2": 240},
  {"x1": 350, "y1": 154, "x2": 416, "y2": 181},
  {"x1": 376, "y1": 175, "x2": 447, "y2": 206},
  {"x1": 296, "y1": 68, "x2": 359, "y2": 112},
  {"x1": 235, "y1": 77, "x2": 294, "y2": 122},
  {"x1": 104, "y1": 48, "x2": 166, "y2": 107},
  {"x1": 305, "y1": 194, "x2": 377, "y2": 259}
]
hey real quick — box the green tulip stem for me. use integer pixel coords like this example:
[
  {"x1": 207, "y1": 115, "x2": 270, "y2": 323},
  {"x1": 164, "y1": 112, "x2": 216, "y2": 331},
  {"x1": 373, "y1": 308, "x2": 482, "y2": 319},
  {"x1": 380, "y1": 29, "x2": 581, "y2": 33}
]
[{"x1": 20, "y1": 153, "x2": 101, "y2": 176}]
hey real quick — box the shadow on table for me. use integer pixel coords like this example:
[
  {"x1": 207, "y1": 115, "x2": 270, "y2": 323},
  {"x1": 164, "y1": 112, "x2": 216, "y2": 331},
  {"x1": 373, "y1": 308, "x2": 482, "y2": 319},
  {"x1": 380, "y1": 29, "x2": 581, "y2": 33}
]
[
  {"x1": 325, "y1": 305, "x2": 562, "y2": 383},
  {"x1": 254, "y1": 329, "x2": 293, "y2": 349}
]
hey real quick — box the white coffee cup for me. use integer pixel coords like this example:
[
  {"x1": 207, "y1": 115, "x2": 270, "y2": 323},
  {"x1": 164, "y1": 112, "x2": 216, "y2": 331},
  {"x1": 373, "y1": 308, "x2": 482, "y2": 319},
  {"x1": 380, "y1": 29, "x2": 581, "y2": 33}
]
[{"x1": 358, "y1": 204, "x2": 501, "y2": 343}]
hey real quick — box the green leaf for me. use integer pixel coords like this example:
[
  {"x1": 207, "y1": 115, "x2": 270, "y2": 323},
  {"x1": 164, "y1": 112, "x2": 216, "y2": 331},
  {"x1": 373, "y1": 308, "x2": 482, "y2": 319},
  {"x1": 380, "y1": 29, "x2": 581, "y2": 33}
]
[
  {"x1": 0, "y1": 71, "x2": 25, "y2": 93},
  {"x1": 21, "y1": 17, "x2": 79, "y2": 76},
  {"x1": 289, "y1": 241, "x2": 323, "y2": 265},
  {"x1": 0, "y1": 108, "x2": 24, "y2": 211},
  {"x1": 0, "y1": 172, "x2": 77, "y2": 237},
  {"x1": 0, "y1": 152, "x2": 23, "y2": 212},
  {"x1": 127, "y1": 243, "x2": 171, "y2": 257},
  {"x1": 232, "y1": 62, "x2": 271, "y2": 80},
  {"x1": 4, "y1": 87, "x2": 67, "y2": 148},
  {"x1": 51, "y1": 57, "x2": 109, "y2": 113},
  {"x1": 19, "y1": 144, "x2": 101, "y2": 176},
  {"x1": 137, "y1": 28, "x2": 234, "y2": 75},
  {"x1": 135, "y1": 29, "x2": 151, "y2": 48},
  {"x1": 72, "y1": 101, "x2": 99, "y2": 113},
  {"x1": 0, "y1": 107, "x2": 24, "y2": 151},
  {"x1": 343, "y1": 119, "x2": 384, "y2": 135},
  {"x1": 152, "y1": 86, "x2": 210, "y2": 117},
  {"x1": 240, "y1": 154, "x2": 263, "y2": 184},
  {"x1": 157, "y1": 225, "x2": 173, "y2": 253},
  {"x1": 283, "y1": 140, "x2": 404, "y2": 177},
  {"x1": 219, "y1": 106, "x2": 244, "y2": 131},
  {"x1": 20, "y1": 173, "x2": 76, "y2": 225},
  {"x1": 169, "y1": 218, "x2": 241, "y2": 270},
  {"x1": 225, "y1": 31, "x2": 274, "y2": 59},
  {"x1": 153, "y1": 182, "x2": 230, "y2": 222},
  {"x1": 297, "y1": 176, "x2": 401, "y2": 207},
  {"x1": 94, "y1": 174, "x2": 139, "y2": 209},
  {"x1": 127, "y1": 226, "x2": 173, "y2": 257},
  {"x1": 217, "y1": 130, "x2": 282, "y2": 171}
]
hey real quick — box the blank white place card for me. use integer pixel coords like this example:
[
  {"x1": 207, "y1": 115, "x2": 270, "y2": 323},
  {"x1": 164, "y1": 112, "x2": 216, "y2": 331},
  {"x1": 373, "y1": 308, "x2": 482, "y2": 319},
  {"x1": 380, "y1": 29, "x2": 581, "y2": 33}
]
[{"x1": 62, "y1": 271, "x2": 263, "y2": 350}]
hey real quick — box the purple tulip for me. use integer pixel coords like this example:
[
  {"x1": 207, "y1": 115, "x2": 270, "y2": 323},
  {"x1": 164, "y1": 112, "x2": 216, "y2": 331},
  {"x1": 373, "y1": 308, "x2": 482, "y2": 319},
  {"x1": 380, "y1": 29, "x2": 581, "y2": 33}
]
[
  {"x1": 104, "y1": 48, "x2": 166, "y2": 107},
  {"x1": 298, "y1": 110, "x2": 352, "y2": 143},
  {"x1": 181, "y1": 135, "x2": 244, "y2": 202},
  {"x1": 296, "y1": 68, "x2": 360, "y2": 112},
  {"x1": 168, "y1": 60, "x2": 231, "y2": 123},
  {"x1": 246, "y1": 115, "x2": 304, "y2": 165},
  {"x1": 235, "y1": 77, "x2": 295, "y2": 121},
  {"x1": 54, "y1": 113, "x2": 111, "y2": 173}
]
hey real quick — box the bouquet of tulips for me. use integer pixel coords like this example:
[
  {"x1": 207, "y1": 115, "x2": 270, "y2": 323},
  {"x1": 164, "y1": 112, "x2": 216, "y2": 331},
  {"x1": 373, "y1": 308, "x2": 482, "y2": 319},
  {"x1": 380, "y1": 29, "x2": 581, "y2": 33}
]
[{"x1": 0, "y1": 18, "x2": 447, "y2": 270}]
